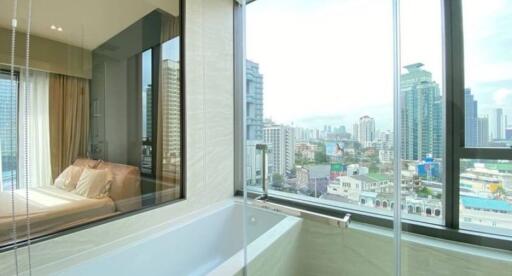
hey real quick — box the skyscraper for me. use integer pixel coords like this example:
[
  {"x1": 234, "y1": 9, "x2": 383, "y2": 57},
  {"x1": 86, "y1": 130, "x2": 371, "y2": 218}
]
[
  {"x1": 506, "y1": 128, "x2": 512, "y2": 140},
  {"x1": 161, "y1": 59, "x2": 181, "y2": 183},
  {"x1": 161, "y1": 60, "x2": 181, "y2": 155},
  {"x1": 352, "y1": 123, "x2": 359, "y2": 141},
  {"x1": 245, "y1": 60, "x2": 265, "y2": 186},
  {"x1": 263, "y1": 123, "x2": 295, "y2": 177},
  {"x1": 0, "y1": 72, "x2": 17, "y2": 189},
  {"x1": 246, "y1": 60, "x2": 264, "y2": 140},
  {"x1": 464, "y1": 89, "x2": 478, "y2": 147},
  {"x1": 492, "y1": 108, "x2": 504, "y2": 140},
  {"x1": 477, "y1": 117, "x2": 489, "y2": 147},
  {"x1": 400, "y1": 63, "x2": 442, "y2": 160},
  {"x1": 142, "y1": 85, "x2": 152, "y2": 141},
  {"x1": 358, "y1": 115, "x2": 375, "y2": 148}
]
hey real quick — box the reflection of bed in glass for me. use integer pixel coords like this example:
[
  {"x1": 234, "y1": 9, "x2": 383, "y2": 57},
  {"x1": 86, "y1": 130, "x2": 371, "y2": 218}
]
[
  {"x1": 0, "y1": 4, "x2": 182, "y2": 246},
  {"x1": 0, "y1": 159, "x2": 141, "y2": 245}
]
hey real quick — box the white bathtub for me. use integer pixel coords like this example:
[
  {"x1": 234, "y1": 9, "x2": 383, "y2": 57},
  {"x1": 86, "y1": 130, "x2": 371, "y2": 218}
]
[{"x1": 45, "y1": 201, "x2": 301, "y2": 276}]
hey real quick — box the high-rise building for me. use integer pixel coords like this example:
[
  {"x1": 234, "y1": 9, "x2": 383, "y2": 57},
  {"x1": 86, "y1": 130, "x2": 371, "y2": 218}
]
[
  {"x1": 464, "y1": 89, "x2": 478, "y2": 147},
  {"x1": 161, "y1": 60, "x2": 181, "y2": 180},
  {"x1": 161, "y1": 60, "x2": 181, "y2": 152},
  {"x1": 246, "y1": 60, "x2": 264, "y2": 141},
  {"x1": 477, "y1": 117, "x2": 489, "y2": 147},
  {"x1": 263, "y1": 123, "x2": 295, "y2": 177},
  {"x1": 400, "y1": 63, "x2": 442, "y2": 160},
  {"x1": 377, "y1": 130, "x2": 393, "y2": 150},
  {"x1": 492, "y1": 108, "x2": 504, "y2": 140},
  {"x1": 0, "y1": 72, "x2": 17, "y2": 189},
  {"x1": 506, "y1": 128, "x2": 512, "y2": 140},
  {"x1": 142, "y1": 85, "x2": 152, "y2": 141},
  {"x1": 352, "y1": 123, "x2": 359, "y2": 141},
  {"x1": 358, "y1": 115, "x2": 376, "y2": 148},
  {"x1": 245, "y1": 60, "x2": 265, "y2": 186}
]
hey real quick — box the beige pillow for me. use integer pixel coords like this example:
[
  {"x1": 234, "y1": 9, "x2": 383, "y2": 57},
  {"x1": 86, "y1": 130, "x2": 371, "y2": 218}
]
[
  {"x1": 54, "y1": 165, "x2": 84, "y2": 191},
  {"x1": 74, "y1": 168, "x2": 113, "y2": 199}
]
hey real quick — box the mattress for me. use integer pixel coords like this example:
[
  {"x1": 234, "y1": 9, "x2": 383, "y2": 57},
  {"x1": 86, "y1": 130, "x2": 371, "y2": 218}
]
[{"x1": 0, "y1": 185, "x2": 116, "y2": 244}]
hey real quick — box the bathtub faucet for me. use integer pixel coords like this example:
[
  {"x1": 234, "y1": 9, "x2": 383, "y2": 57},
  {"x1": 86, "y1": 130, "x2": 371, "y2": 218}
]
[{"x1": 255, "y1": 144, "x2": 269, "y2": 201}]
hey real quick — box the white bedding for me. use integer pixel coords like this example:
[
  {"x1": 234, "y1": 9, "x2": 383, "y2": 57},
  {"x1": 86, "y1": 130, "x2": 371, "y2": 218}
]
[{"x1": 0, "y1": 185, "x2": 115, "y2": 244}]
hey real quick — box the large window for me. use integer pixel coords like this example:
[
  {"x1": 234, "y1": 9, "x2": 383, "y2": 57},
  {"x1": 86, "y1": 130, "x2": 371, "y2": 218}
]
[
  {"x1": 245, "y1": 0, "x2": 444, "y2": 222},
  {"x1": 245, "y1": 0, "x2": 396, "y2": 216},
  {"x1": 241, "y1": 0, "x2": 512, "y2": 249},
  {"x1": 457, "y1": 0, "x2": 512, "y2": 236}
]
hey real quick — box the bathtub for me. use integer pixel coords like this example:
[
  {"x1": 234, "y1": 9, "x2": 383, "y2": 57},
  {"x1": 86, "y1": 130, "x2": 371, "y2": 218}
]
[{"x1": 43, "y1": 200, "x2": 301, "y2": 276}]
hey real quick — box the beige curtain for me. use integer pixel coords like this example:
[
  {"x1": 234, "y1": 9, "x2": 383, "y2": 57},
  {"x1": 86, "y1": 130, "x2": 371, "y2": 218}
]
[
  {"x1": 49, "y1": 74, "x2": 90, "y2": 180},
  {"x1": 160, "y1": 14, "x2": 180, "y2": 43}
]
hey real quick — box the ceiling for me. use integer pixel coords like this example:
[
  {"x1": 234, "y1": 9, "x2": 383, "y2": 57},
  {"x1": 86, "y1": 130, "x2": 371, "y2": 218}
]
[{"x1": 0, "y1": 0, "x2": 180, "y2": 50}]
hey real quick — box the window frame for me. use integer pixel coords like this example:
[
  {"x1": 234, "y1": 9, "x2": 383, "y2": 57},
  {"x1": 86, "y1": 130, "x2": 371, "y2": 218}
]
[
  {"x1": 0, "y1": 68, "x2": 20, "y2": 191},
  {"x1": 0, "y1": 0, "x2": 187, "y2": 252},
  {"x1": 234, "y1": 0, "x2": 512, "y2": 251},
  {"x1": 451, "y1": 0, "x2": 512, "y2": 235}
]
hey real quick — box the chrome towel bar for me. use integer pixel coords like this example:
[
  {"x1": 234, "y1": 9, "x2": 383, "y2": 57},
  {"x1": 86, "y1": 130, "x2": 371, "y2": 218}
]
[{"x1": 252, "y1": 198, "x2": 351, "y2": 229}]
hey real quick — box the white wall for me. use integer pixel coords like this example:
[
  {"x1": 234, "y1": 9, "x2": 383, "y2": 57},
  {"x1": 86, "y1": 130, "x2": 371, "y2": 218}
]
[{"x1": 0, "y1": 0, "x2": 234, "y2": 274}]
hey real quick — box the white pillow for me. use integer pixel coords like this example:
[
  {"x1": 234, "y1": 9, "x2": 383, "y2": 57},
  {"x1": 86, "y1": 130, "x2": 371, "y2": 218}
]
[
  {"x1": 54, "y1": 165, "x2": 84, "y2": 191},
  {"x1": 74, "y1": 168, "x2": 113, "y2": 199}
]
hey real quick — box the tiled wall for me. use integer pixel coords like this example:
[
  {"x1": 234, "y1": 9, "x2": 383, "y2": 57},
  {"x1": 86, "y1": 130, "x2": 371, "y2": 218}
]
[
  {"x1": 292, "y1": 220, "x2": 512, "y2": 276},
  {"x1": 0, "y1": 0, "x2": 234, "y2": 274}
]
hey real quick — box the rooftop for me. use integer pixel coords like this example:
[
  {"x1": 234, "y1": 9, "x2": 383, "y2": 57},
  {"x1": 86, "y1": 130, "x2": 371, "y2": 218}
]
[
  {"x1": 351, "y1": 175, "x2": 382, "y2": 183},
  {"x1": 461, "y1": 196, "x2": 512, "y2": 212},
  {"x1": 305, "y1": 165, "x2": 331, "y2": 179}
]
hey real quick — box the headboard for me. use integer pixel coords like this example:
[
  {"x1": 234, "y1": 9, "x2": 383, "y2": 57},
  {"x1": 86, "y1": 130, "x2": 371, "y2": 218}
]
[{"x1": 73, "y1": 158, "x2": 142, "y2": 212}]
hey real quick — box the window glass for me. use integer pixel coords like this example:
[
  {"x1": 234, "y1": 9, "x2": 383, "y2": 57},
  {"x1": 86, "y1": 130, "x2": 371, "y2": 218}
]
[
  {"x1": 459, "y1": 159, "x2": 512, "y2": 236},
  {"x1": 245, "y1": 0, "x2": 445, "y2": 224},
  {"x1": 462, "y1": 0, "x2": 512, "y2": 148},
  {"x1": 400, "y1": 0, "x2": 444, "y2": 223},
  {"x1": 0, "y1": 71, "x2": 17, "y2": 192},
  {"x1": 0, "y1": 0, "x2": 183, "y2": 247},
  {"x1": 246, "y1": 0, "x2": 395, "y2": 216}
]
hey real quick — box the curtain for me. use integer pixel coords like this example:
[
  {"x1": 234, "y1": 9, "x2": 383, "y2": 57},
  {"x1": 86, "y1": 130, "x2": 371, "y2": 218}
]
[
  {"x1": 160, "y1": 14, "x2": 180, "y2": 43},
  {"x1": 18, "y1": 70, "x2": 52, "y2": 189},
  {"x1": 49, "y1": 74, "x2": 90, "y2": 180}
]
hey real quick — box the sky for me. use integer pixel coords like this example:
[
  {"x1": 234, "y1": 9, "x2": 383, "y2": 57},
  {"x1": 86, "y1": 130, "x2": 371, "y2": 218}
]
[
  {"x1": 246, "y1": 0, "x2": 512, "y2": 131},
  {"x1": 142, "y1": 37, "x2": 180, "y2": 90}
]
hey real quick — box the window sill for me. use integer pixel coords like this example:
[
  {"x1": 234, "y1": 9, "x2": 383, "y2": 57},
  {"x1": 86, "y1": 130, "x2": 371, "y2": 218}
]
[{"x1": 236, "y1": 189, "x2": 512, "y2": 251}]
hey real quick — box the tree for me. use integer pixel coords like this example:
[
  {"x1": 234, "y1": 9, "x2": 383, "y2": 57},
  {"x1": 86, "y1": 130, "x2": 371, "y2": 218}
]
[
  {"x1": 290, "y1": 167, "x2": 297, "y2": 177},
  {"x1": 272, "y1": 173, "x2": 284, "y2": 187},
  {"x1": 494, "y1": 185, "x2": 506, "y2": 198},
  {"x1": 417, "y1": 186, "x2": 433, "y2": 198}
]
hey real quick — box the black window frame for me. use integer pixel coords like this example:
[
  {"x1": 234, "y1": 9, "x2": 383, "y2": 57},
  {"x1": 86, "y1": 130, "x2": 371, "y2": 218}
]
[{"x1": 234, "y1": 0, "x2": 512, "y2": 251}]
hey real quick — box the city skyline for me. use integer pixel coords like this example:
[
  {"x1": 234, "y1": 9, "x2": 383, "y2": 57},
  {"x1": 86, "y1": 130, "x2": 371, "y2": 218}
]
[
  {"x1": 246, "y1": 65, "x2": 512, "y2": 233},
  {"x1": 247, "y1": 0, "x2": 512, "y2": 130}
]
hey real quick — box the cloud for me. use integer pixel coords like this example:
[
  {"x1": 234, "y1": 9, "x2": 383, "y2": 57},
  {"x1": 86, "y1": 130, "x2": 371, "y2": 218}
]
[{"x1": 493, "y1": 88, "x2": 512, "y2": 106}]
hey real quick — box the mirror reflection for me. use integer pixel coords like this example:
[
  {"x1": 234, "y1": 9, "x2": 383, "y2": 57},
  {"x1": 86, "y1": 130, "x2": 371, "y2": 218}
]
[{"x1": 0, "y1": 0, "x2": 182, "y2": 246}]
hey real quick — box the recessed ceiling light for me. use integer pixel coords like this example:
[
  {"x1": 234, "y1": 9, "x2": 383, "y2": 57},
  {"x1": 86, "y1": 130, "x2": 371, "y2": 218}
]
[
  {"x1": 50, "y1": 25, "x2": 56, "y2": 30},
  {"x1": 57, "y1": 27, "x2": 63, "y2": 32}
]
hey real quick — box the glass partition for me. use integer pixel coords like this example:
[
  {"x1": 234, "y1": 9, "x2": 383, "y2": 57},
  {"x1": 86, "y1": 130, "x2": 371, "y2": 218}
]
[
  {"x1": 242, "y1": 0, "x2": 512, "y2": 275},
  {"x1": 0, "y1": 0, "x2": 183, "y2": 266},
  {"x1": 243, "y1": 0, "x2": 396, "y2": 274}
]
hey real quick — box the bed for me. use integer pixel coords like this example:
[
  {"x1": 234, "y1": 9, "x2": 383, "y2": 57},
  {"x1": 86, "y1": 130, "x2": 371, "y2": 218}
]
[{"x1": 0, "y1": 159, "x2": 141, "y2": 245}]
